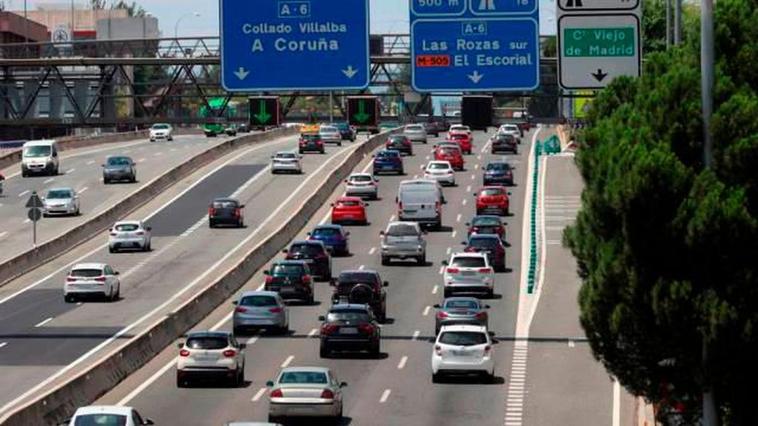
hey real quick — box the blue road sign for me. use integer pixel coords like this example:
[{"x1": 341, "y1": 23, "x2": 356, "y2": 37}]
[
  {"x1": 410, "y1": 0, "x2": 540, "y2": 92},
  {"x1": 220, "y1": 0, "x2": 370, "y2": 91}
]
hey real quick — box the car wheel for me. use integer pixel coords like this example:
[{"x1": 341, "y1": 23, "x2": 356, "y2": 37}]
[
  {"x1": 114, "y1": 285, "x2": 120, "y2": 301},
  {"x1": 268, "y1": 415, "x2": 280, "y2": 423},
  {"x1": 237, "y1": 367, "x2": 245, "y2": 387},
  {"x1": 443, "y1": 288, "x2": 452, "y2": 298},
  {"x1": 64, "y1": 294, "x2": 75, "y2": 303},
  {"x1": 381, "y1": 256, "x2": 389, "y2": 266},
  {"x1": 418, "y1": 254, "x2": 426, "y2": 265},
  {"x1": 487, "y1": 289, "x2": 495, "y2": 299},
  {"x1": 109, "y1": 246, "x2": 116, "y2": 253},
  {"x1": 176, "y1": 372, "x2": 186, "y2": 388},
  {"x1": 505, "y1": 208, "x2": 510, "y2": 216},
  {"x1": 279, "y1": 324, "x2": 289, "y2": 335},
  {"x1": 371, "y1": 341, "x2": 381, "y2": 357},
  {"x1": 104, "y1": 178, "x2": 110, "y2": 184},
  {"x1": 338, "y1": 142, "x2": 342, "y2": 146},
  {"x1": 21, "y1": 170, "x2": 27, "y2": 178},
  {"x1": 320, "y1": 344, "x2": 330, "y2": 358},
  {"x1": 432, "y1": 372, "x2": 442, "y2": 383},
  {"x1": 209, "y1": 220, "x2": 215, "y2": 228},
  {"x1": 308, "y1": 291, "x2": 315, "y2": 305}
]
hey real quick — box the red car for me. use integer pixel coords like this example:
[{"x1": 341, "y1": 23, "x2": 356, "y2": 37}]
[
  {"x1": 474, "y1": 186, "x2": 511, "y2": 216},
  {"x1": 434, "y1": 144, "x2": 464, "y2": 171},
  {"x1": 331, "y1": 196, "x2": 368, "y2": 225},
  {"x1": 466, "y1": 215, "x2": 506, "y2": 241},
  {"x1": 447, "y1": 132, "x2": 473, "y2": 154}
]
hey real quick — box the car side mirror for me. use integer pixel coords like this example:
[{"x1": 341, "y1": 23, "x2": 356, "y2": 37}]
[
  {"x1": 114, "y1": 271, "x2": 120, "y2": 275},
  {"x1": 508, "y1": 192, "x2": 512, "y2": 196},
  {"x1": 266, "y1": 380, "x2": 275, "y2": 387},
  {"x1": 143, "y1": 419, "x2": 155, "y2": 425},
  {"x1": 383, "y1": 281, "x2": 389, "y2": 287},
  {"x1": 465, "y1": 222, "x2": 471, "y2": 226},
  {"x1": 146, "y1": 226, "x2": 152, "y2": 231},
  {"x1": 329, "y1": 279, "x2": 336, "y2": 287},
  {"x1": 281, "y1": 249, "x2": 288, "y2": 254},
  {"x1": 330, "y1": 203, "x2": 335, "y2": 207},
  {"x1": 239, "y1": 343, "x2": 247, "y2": 349},
  {"x1": 485, "y1": 305, "x2": 491, "y2": 309},
  {"x1": 176, "y1": 342, "x2": 183, "y2": 348},
  {"x1": 340, "y1": 381, "x2": 348, "y2": 388},
  {"x1": 263, "y1": 270, "x2": 270, "y2": 275},
  {"x1": 306, "y1": 232, "x2": 311, "y2": 236},
  {"x1": 345, "y1": 232, "x2": 350, "y2": 236},
  {"x1": 318, "y1": 315, "x2": 326, "y2": 321},
  {"x1": 433, "y1": 304, "x2": 441, "y2": 308},
  {"x1": 364, "y1": 203, "x2": 370, "y2": 207}
]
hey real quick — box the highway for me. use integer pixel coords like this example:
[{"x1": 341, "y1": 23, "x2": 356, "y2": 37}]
[
  {"x1": 94, "y1": 127, "x2": 637, "y2": 425},
  {"x1": 0, "y1": 132, "x2": 366, "y2": 414},
  {"x1": 0, "y1": 134, "x2": 234, "y2": 264}
]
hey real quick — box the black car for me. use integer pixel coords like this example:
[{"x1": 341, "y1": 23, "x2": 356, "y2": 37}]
[
  {"x1": 209, "y1": 198, "x2": 244, "y2": 228},
  {"x1": 491, "y1": 134, "x2": 518, "y2": 154},
  {"x1": 330, "y1": 269, "x2": 388, "y2": 322},
  {"x1": 283, "y1": 240, "x2": 332, "y2": 281},
  {"x1": 319, "y1": 304, "x2": 381, "y2": 358},
  {"x1": 385, "y1": 135, "x2": 413, "y2": 156},
  {"x1": 102, "y1": 155, "x2": 136, "y2": 184},
  {"x1": 298, "y1": 133, "x2": 325, "y2": 154},
  {"x1": 483, "y1": 162, "x2": 514, "y2": 186},
  {"x1": 238, "y1": 123, "x2": 250, "y2": 133},
  {"x1": 463, "y1": 234, "x2": 507, "y2": 272},
  {"x1": 264, "y1": 260, "x2": 314, "y2": 304}
]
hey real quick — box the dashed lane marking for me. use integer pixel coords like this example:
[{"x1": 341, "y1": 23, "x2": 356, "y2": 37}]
[
  {"x1": 86, "y1": 160, "x2": 95, "y2": 165},
  {"x1": 432, "y1": 285, "x2": 439, "y2": 295},
  {"x1": 446, "y1": 247, "x2": 451, "y2": 255},
  {"x1": 456, "y1": 213, "x2": 461, "y2": 222},
  {"x1": 397, "y1": 356, "x2": 408, "y2": 370},
  {"x1": 451, "y1": 230, "x2": 457, "y2": 239},
  {"x1": 281, "y1": 355, "x2": 294, "y2": 368},
  {"x1": 368, "y1": 247, "x2": 376, "y2": 255},
  {"x1": 18, "y1": 190, "x2": 29, "y2": 198},
  {"x1": 65, "y1": 168, "x2": 75, "y2": 174},
  {"x1": 34, "y1": 317, "x2": 53, "y2": 327},
  {"x1": 412, "y1": 330, "x2": 420, "y2": 341},
  {"x1": 0, "y1": 232, "x2": 6, "y2": 239},
  {"x1": 379, "y1": 389, "x2": 391, "y2": 403},
  {"x1": 422, "y1": 306, "x2": 431, "y2": 316},
  {"x1": 308, "y1": 328, "x2": 318, "y2": 337},
  {"x1": 44, "y1": 178, "x2": 55, "y2": 184},
  {"x1": 78, "y1": 187, "x2": 88, "y2": 194},
  {"x1": 0, "y1": 342, "x2": 7, "y2": 349},
  {"x1": 251, "y1": 387, "x2": 267, "y2": 402}
]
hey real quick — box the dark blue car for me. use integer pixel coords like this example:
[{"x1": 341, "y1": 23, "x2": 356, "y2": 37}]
[
  {"x1": 483, "y1": 162, "x2": 514, "y2": 186},
  {"x1": 307, "y1": 224, "x2": 350, "y2": 256},
  {"x1": 373, "y1": 149, "x2": 404, "y2": 175},
  {"x1": 331, "y1": 122, "x2": 356, "y2": 141}
]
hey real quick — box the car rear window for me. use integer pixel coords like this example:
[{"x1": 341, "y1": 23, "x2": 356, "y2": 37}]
[
  {"x1": 428, "y1": 163, "x2": 450, "y2": 170},
  {"x1": 186, "y1": 336, "x2": 228, "y2": 350},
  {"x1": 107, "y1": 157, "x2": 130, "y2": 166},
  {"x1": 320, "y1": 126, "x2": 337, "y2": 132},
  {"x1": 289, "y1": 243, "x2": 322, "y2": 255},
  {"x1": 472, "y1": 217, "x2": 501, "y2": 226},
  {"x1": 213, "y1": 200, "x2": 238, "y2": 208},
  {"x1": 386, "y1": 224, "x2": 419, "y2": 236},
  {"x1": 480, "y1": 188, "x2": 505, "y2": 196},
  {"x1": 240, "y1": 295, "x2": 277, "y2": 307},
  {"x1": 276, "y1": 153, "x2": 297, "y2": 159},
  {"x1": 114, "y1": 224, "x2": 140, "y2": 232},
  {"x1": 279, "y1": 371, "x2": 328, "y2": 384},
  {"x1": 47, "y1": 189, "x2": 73, "y2": 199},
  {"x1": 74, "y1": 414, "x2": 127, "y2": 426},
  {"x1": 445, "y1": 300, "x2": 480, "y2": 309},
  {"x1": 450, "y1": 257, "x2": 486, "y2": 268},
  {"x1": 377, "y1": 150, "x2": 400, "y2": 158},
  {"x1": 439, "y1": 331, "x2": 487, "y2": 346},
  {"x1": 338, "y1": 272, "x2": 377, "y2": 285},
  {"x1": 302, "y1": 134, "x2": 320, "y2": 141},
  {"x1": 312, "y1": 228, "x2": 340, "y2": 237},
  {"x1": 337, "y1": 200, "x2": 361, "y2": 207},
  {"x1": 486, "y1": 163, "x2": 511, "y2": 171},
  {"x1": 70, "y1": 268, "x2": 103, "y2": 277},
  {"x1": 469, "y1": 237, "x2": 501, "y2": 248},
  {"x1": 327, "y1": 311, "x2": 371, "y2": 323},
  {"x1": 272, "y1": 264, "x2": 305, "y2": 276},
  {"x1": 350, "y1": 175, "x2": 372, "y2": 183},
  {"x1": 389, "y1": 135, "x2": 408, "y2": 142},
  {"x1": 496, "y1": 134, "x2": 515, "y2": 141}
]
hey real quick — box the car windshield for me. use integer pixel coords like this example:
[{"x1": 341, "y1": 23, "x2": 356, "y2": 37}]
[
  {"x1": 350, "y1": 175, "x2": 372, "y2": 183},
  {"x1": 152, "y1": 124, "x2": 170, "y2": 130},
  {"x1": 332, "y1": 122, "x2": 349, "y2": 130},
  {"x1": 389, "y1": 136, "x2": 407, "y2": 142},
  {"x1": 312, "y1": 228, "x2": 340, "y2": 237},
  {"x1": 185, "y1": 336, "x2": 228, "y2": 350},
  {"x1": 469, "y1": 237, "x2": 501, "y2": 248},
  {"x1": 289, "y1": 243, "x2": 322, "y2": 255},
  {"x1": 279, "y1": 371, "x2": 328, "y2": 384},
  {"x1": 271, "y1": 264, "x2": 305, "y2": 276},
  {"x1": 480, "y1": 188, "x2": 505, "y2": 197},
  {"x1": 114, "y1": 223, "x2": 140, "y2": 232},
  {"x1": 327, "y1": 310, "x2": 370, "y2": 323},
  {"x1": 74, "y1": 414, "x2": 127, "y2": 426},
  {"x1": 70, "y1": 268, "x2": 103, "y2": 277},
  {"x1": 377, "y1": 151, "x2": 399, "y2": 158},
  {"x1": 337, "y1": 200, "x2": 360, "y2": 207},
  {"x1": 439, "y1": 331, "x2": 487, "y2": 346},
  {"x1": 240, "y1": 295, "x2": 278, "y2": 307},
  {"x1": 47, "y1": 190, "x2": 73, "y2": 199},
  {"x1": 445, "y1": 299, "x2": 480, "y2": 310},
  {"x1": 276, "y1": 153, "x2": 297, "y2": 159},
  {"x1": 23, "y1": 145, "x2": 51, "y2": 157},
  {"x1": 428, "y1": 163, "x2": 450, "y2": 170},
  {"x1": 486, "y1": 163, "x2": 510, "y2": 171},
  {"x1": 106, "y1": 157, "x2": 130, "y2": 166},
  {"x1": 213, "y1": 200, "x2": 238, "y2": 209},
  {"x1": 450, "y1": 257, "x2": 486, "y2": 268},
  {"x1": 386, "y1": 224, "x2": 419, "y2": 237},
  {"x1": 338, "y1": 272, "x2": 377, "y2": 285},
  {"x1": 472, "y1": 217, "x2": 501, "y2": 227}
]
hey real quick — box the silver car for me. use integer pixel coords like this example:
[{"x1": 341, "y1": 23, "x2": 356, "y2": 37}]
[
  {"x1": 43, "y1": 187, "x2": 80, "y2": 216},
  {"x1": 345, "y1": 173, "x2": 379, "y2": 199},
  {"x1": 149, "y1": 123, "x2": 173, "y2": 141},
  {"x1": 424, "y1": 161, "x2": 456, "y2": 186},
  {"x1": 108, "y1": 220, "x2": 151, "y2": 253},
  {"x1": 267, "y1": 366, "x2": 346, "y2": 423},
  {"x1": 232, "y1": 290, "x2": 289, "y2": 335},
  {"x1": 319, "y1": 125, "x2": 342, "y2": 146},
  {"x1": 403, "y1": 124, "x2": 428, "y2": 143},
  {"x1": 271, "y1": 151, "x2": 303, "y2": 174},
  {"x1": 434, "y1": 297, "x2": 490, "y2": 335},
  {"x1": 102, "y1": 155, "x2": 136, "y2": 184},
  {"x1": 380, "y1": 221, "x2": 427, "y2": 265}
]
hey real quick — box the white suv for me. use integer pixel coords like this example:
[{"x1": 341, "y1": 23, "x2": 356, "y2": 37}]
[
  {"x1": 497, "y1": 124, "x2": 521, "y2": 142},
  {"x1": 176, "y1": 331, "x2": 246, "y2": 387},
  {"x1": 109, "y1": 220, "x2": 152, "y2": 253},
  {"x1": 149, "y1": 123, "x2": 173, "y2": 141},
  {"x1": 64, "y1": 263, "x2": 120, "y2": 303},
  {"x1": 442, "y1": 252, "x2": 495, "y2": 298},
  {"x1": 431, "y1": 325, "x2": 496, "y2": 383}
]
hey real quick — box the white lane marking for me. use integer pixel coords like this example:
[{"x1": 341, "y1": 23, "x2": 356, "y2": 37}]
[
  {"x1": 477, "y1": 155, "x2": 482, "y2": 161},
  {"x1": 480, "y1": 139, "x2": 491, "y2": 154},
  {"x1": 78, "y1": 187, "x2": 88, "y2": 194},
  {"x1": 17, "y1": 190, "x2": 30, "y2": 198},
  {"x1": 470, "y1": 174, "x2": 475, "y2": 180},
  {"x1": 412, "y1": 330, "x2": 420, "y2": 341},
  {"x1": 117, "y1": 359, "x2": 176, "y2": 406},
  {"x1": 389, "y1": 215, "x2": 395, "y2": 222},
  {"x1": 413, "y1": 174, "x2": 418, "y2": 179},
  {"x1": 251, "y1": 387, "x2": 267, "y2": 402},
  {"x1": 446, "y1": 247, "x2": 451, "y2": 255},
  {"x1": 43, "y1": 178, "x2": 55, "y2": 184},
  {"x1": 466, "y1": 185, "x2": 471, "y2": 192},
  {"x1": 368, "y1": 247, "x2": 376, "y2": 255},
  {"x1": 0, "y1": 232, "x2": 7, "y2": 239},
  {"x1": 34, "y1": 317, "x2": 53, "y2": 328},
  {"x1": 123, "y1": 149, "x2": 132, "y2": 154},
  {"x1": 138, "y1": 158, "x2": 146, "y2": 163},
  {"x1": 432, "y1": 285, "x2": 438, "y2": 295},
  {"x1": 281, "y1": 355, "x2": 294, "y2": 368},
  {"x1": 86, "y1": 160, "x2": 95, "y2": 165},
  {"x1": 397, "y1": 356, "x2": 408, "y2": 369},
  {"x1": 358, "y1": 265, "x2": 365, "y2": 270},
  {"x1": 474, "y1": 164, "x2": 479, "y2": 170},
  {"x1": 568, "y1": 340, "x2": 575, "y2": 348},
  {"x1": 22, "y1": 219, "x2": 30, "y2": 224},
  {"x1": 456, "y1": 213, "x2": 461, "y2": 223},
  {"x1": 65, "y1": 168, "x2": 75, "y2": 174},
  {"x1": 379, "y1": 389, "x2": 391, "y2": 403},
  {"x1": 308, "y1": 328, "x2": 318, "y2": 337},
  {"x1": 451, "y1": 230, "x2": 457, "y2": 239},
  {"x1": 422, "y1": 306, "x2": 431, "y2": 316},
  {"x1": 462, "y1": 198, "x2": 467, "y2": 206},
  {"x1": 613, "y1": 379, "x2": 621, "y2": 426},
  {"x1": 170, "y1": 148, "x2": 177, "y2": 152},
  {"x1": 154, "y1": 152, "x2": 163, "y2": 157},
  {"x1": 425, "y1": 155, "x2": 430, "y2": 160},
  {"x1": 247, "y1": 336, "x2": 259, "y2": 345},
  {"x1": 0, "y1": 342, "x2": 6, "y2": 349},
  {"x1": 438, "y1": 266, "x2": 444, "y2": 275}
]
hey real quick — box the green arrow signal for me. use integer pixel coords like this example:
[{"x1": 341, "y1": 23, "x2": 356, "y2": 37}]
[
  {"x1": 353, "y1": 100, "x2": 371, "y2": 124},
  {"x1": 253, "y1": 100, "x2": 272, "y2": 124}
]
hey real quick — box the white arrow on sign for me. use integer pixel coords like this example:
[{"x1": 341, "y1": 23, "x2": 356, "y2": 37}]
[
  {"x1": 342, "y1": 66, "x2": 358, "y2": 79},
  {"x1": 467, "y1": 70, "x2": 484, "y2": 84},
  {"x1": 234, "y1": 67, "x2": 250, "y2": 80}
]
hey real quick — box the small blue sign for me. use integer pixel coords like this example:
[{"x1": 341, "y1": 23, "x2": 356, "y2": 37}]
[
  {"x1": 220, "y1": 0, "x2": 370, "y2": 91},
  {"x1": 411, "y1": 0, "x2": 540, "y2": 92}
]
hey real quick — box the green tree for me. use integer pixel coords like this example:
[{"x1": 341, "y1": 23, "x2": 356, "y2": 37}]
[{"x1": 564, "y1": 0, "x2": 758, "y2": 423}]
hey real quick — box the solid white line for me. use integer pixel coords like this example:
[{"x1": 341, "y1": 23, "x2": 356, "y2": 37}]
[
  {"x1": 379, "y1": 389, "x2": 391, "y2": 403},
  {"x1": 422, "y1": 306, "x2": 431, "y2": 316},
  {"x1": 34, "y1": 317, "x2": 53, "y2": 328},
  {"x1": 308, "y1": 328, "x2": 318, "y2": 337},
  {"x1": 251, "y1": 387, "x2": 267, "y2": 402},
  {"x1": 456, "y1": 213, "x2": 461, "y2": 222},
  {"x1": 397, "y1": 356, "x2": 408, "y2": 369},
  {"x1": 117, "y1": 359, "x2": 175, "y2": 406},
  {"x1": 613, "y1": 379, "x2": 621, "y2": 426},
  {"x1": 368, "y1": 247, "x2": 376, "y2": 255},
  {"x1": 281, "y1": 355, "x2": 294, "y2": 368},
  {"x1": 86, "y1": 160, "x2": 95, "y2": 165},
  {"x1": 17, "y1": 190, "x2": 29, "y2": 198},
  {"x1": 65, "y1": 169, "x2": 75, "y2": 174},
  {"x1": 412, "y1": 330, "x2": 420, "y2": 340}
]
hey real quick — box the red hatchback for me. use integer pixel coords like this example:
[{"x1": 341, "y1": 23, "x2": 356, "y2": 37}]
[
  {"x1": 331, "y1": 196, "x2": 368, "y2": 225},
  {"x1": 434, "y1": 145, "x2": 465, "y2": 171},
  {"x1": 447, "y1": 132, "x2": 473, "y2": 154},
  {"x1": 474, "y1": 187, "x2": 511, "y2": 216}
]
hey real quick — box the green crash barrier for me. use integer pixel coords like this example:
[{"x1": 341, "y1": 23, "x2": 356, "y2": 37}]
[
  {"x1": 526, "y1": 138, "x2": 543, "y2": 294},
  {"x1": 543, "y1": 135, "x2": 561, "y2": 155}
]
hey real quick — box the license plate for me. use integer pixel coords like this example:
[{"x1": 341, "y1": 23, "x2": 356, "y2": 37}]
[
  {"x1": 461, "y1": 271, "x2": 476, "y2": 276},
  {"x1": 403, "y1": 210, "x2": 417, "y2": 214},
  {"x1": 195, "y1": 355, "x2": 217, "y2": 361},
  {"x1": 340, "y1": 327, "x2": 358, "y2": 334},
  {"x1": 452, "y1": 350, "x2": 471, "y2": 357}
]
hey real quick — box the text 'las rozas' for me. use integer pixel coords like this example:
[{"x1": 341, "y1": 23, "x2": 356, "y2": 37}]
[
  {"x1": 420, "y1": 38, "x2": 534, "y2": 66},
  {"x1": 242, "y1": 21, "x2": 348, "y2": 52}
]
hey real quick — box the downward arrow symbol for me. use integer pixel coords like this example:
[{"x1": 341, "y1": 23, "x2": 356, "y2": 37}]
[
  {"x1": 234, "y1": 67, "x2": 250, "y2": 80},
  {"x1": 342, "y1": 66, "x2": 358, "y2": 79},
  {"x1": 591, "y1": 68, "x2": 608, "y2": 82},
  {"x1": 468, "y1": 70, "x2": 484, "y2": 84}
]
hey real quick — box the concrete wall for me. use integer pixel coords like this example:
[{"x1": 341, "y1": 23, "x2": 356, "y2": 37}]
[{"x1": 96, "y1": 17, "x2": 159, "y2": 41}]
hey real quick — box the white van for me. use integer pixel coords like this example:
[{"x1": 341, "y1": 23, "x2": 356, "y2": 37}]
[
  {"x1": 396, "y1": 179, "x2": 444, "y2": 229},
  {"x1": 21, "y1": 140, "x2": 59, "y2": 177}
]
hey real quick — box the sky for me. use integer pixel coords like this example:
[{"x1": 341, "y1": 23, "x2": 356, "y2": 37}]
[{"x1": 9, "y1": 0, "x2": 558, "y2": 37}]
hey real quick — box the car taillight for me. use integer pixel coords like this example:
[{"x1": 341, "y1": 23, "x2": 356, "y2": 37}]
[
  {"x1": 446, "y1": 267, "x2": 459, "y2": 274},
  {"x1": 478, "y1": 268, "x2": 493, "y2": 274},
  {"x1": 135, "y1": 231, "x2": 144, "y2": 236},
  {"x1": 321, "y1": 389, "x2": 335, "y2": 399},
  {"x1": 398, "y1": 201, "x2": 403, "y2": 210},
  {"x1": 208, "y1": 207, "x2": 216, "y2": 216},
  {"x1": 303, "y1": 275, "x2": 312, "y2": 283},
  {"x1": 476, "y1": 311, "x2": 487, "y2": 320},
  {"x1": 437, "y1": 311, "x2": 448, "y2": 319},
  {"x1": 321, "y1": 324, "x2": 339, "y2": 335},
  {"x1": 265, "y1": 276, "x2": 273, "y2": 284},
  {"x1": 270, "y1": 389, "x2": 283, "y2": 398},
  {"x1": 235, "y1": 306, "x2": 248, "y2": 313},
  {"x1": 234, "y1": 208, "x2": 241, "y2": 218},
  {"x1": 464, "y1": 246, "x2": 477, "y2": 253},
  {"x1": 435, "y1": 345, "x2": 442, "y2": 355},
  {"x1": 94, "y1": 276, "x2": 106, "y2": 282},
  {"x1": 179, "y1": 349, "x2": 190, "y2": 357},
  {"x1": 484, "y1": 345, "x2": 492, "y2": 353},
  {"x1": 223, "y1": 349, "x2": 236, "y2": 358},
  {"x1": 358, "y1": 323, "x2": 375, "y2": 335},
  {"x1": 66, "y1": 276, "x2": 76, "y2": 282},
  {"x1": 435, "y1": 201, "x2": 441, "y2": 212},
  {"x1": 269, "y1": 307, "x2": 283, "y2": 313}
]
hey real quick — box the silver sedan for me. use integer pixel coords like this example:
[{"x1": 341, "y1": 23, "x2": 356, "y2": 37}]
[
  {"x1": 271, "y1": 152, "x2": 303, "y2": 174},
  {"x1": 267, "y1": 366, "x2": 346, "y2": 423},
  {"x1": 403, "y1": 124, "x2": 428, "y2": 143},
  {"x1": 43, "y1": 187, "x2": 80, "y2": 216}
]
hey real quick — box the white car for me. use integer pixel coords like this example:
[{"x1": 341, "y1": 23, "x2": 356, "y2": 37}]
[
  {"x1": 423, "y1": 161, "x2": 456, "y2": 186},
  {"x1": 65, "y1": 405, "x2": 154, "y2": 426},
  {"x1": 442, "y1": 252, "x2": 495, "y2": 298},
  {"x1": 42, "y1": 187, "x2": 80, "y2": 216},
  {"x1": 449, "y1": 124, "x2": 471, "y2": 135},
  {"x1": 64, "y1": 262, "x2": 120, "y2": 303},
  {"x1": 497, "y1": 124, "x2": 521, "y2": 142},
  {"x1": 319, "y1": 125, "x2": 342, "y2": 146},
  {"x1": 176, "y1": 330, "x2": 246, "y2": 387},
  {"x1": 403, "y1": 124, "x2": 428, "y2": 143},
  {"x1": 431, "y1": 325, "x2": 496, "y2": 383},
  {"x1": 271, "y1": 151, "x2": 303, "y2": 174},
  {"x1": 345, "y1": 173, "x2": 379, "y2": 199},
  {"x1": 149, "y1": 123, "x2": 173, "y2": 141},
  {"x1": 109, "y1": 220, "x2": 152, "y2": 253},
  {"x1": 267, "y1": 366, "x2": 346, "y2": 423}
]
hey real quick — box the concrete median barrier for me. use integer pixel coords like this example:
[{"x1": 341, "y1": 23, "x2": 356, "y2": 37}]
[
  {"x1": 0, "y1": 127, "x2": 297, "y2": 287},
  {"x1": 0, "y1": 129, "x2": 397, "y2": 426}
]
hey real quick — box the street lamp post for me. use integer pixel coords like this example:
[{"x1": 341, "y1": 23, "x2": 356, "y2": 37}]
[{"x1": 174, "y1": 12, "x2": 200, "y2": 39}]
